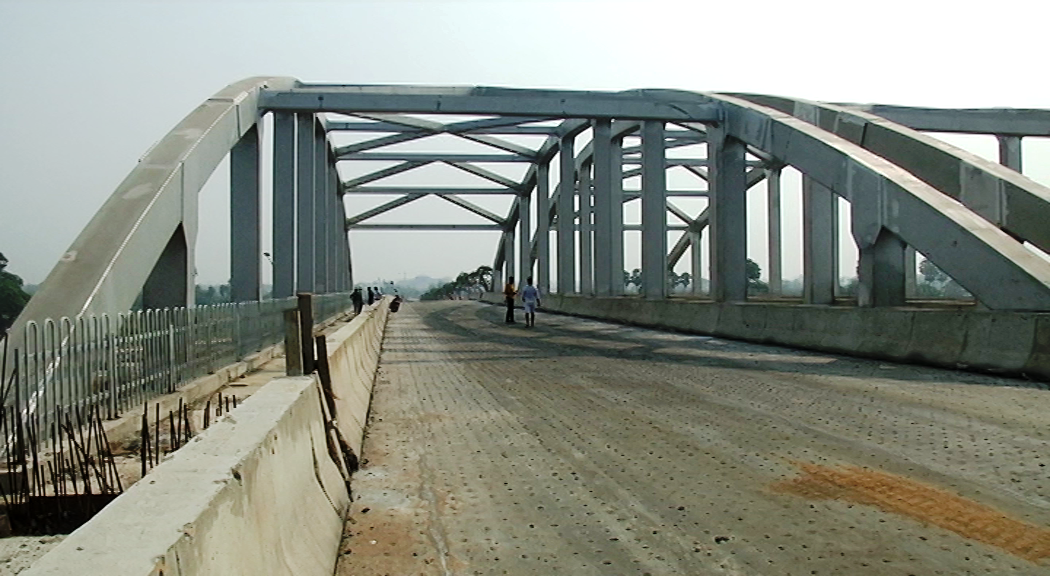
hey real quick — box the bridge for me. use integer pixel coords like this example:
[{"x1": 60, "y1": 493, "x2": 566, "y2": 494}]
[{"x1": 5, "y1": 78, "x2": 1050, "y2": 574}]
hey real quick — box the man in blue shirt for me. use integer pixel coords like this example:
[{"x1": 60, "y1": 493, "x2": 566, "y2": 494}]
[{"x1": 520, "y1": 276, "x2": 541, "y2": 327}]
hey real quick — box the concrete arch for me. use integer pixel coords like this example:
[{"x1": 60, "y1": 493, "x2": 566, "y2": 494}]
[
  {"x1": 686, "y1": 91, "x2": 1050, "y2": 310},
  {"x1": 9, "y1": 76, "x2": 298, "y2": 341},
  {"x1": 729, "y1": 93, "x2": 1050, "y2": 253}
]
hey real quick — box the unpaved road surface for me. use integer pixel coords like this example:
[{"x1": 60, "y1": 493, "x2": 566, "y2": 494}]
[{"x1": 335, "y1": 301, "x2": 1050, "y2": 575}]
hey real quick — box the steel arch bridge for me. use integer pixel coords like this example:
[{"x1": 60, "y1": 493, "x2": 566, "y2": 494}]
[{"x1": 11, "y1": 76, "x2": 1050, "y2": 343}]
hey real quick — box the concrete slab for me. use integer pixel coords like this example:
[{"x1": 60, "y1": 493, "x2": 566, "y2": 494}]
[{"x1": 336, "y1": 301, "x2": 1050, "y2": 575}]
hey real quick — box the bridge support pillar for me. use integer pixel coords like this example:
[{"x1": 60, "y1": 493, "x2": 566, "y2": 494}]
[
  {"x1": 557, "y1": 135, "x2": 576, "y2": 294},
  {"x1": 708, "y1": 125, "x2": 748, "y2": 302},
  {"x1": 905, "y1": 245, "x2": 917, "y2": 298},
  {"x1": 230, "y1": 124, "x2": 262, "y2": 302},
  {"x1": 535, "y1": 162, "x2": 551, "y2": 295},
  {"x1": 803, "y1": 177, "x2": 838, "y2": 304},
  {"x1": 997, "y1": 135, "x2": 1023, "y2": 172},
  {"x1": 313, "y1": 123, "x2": 328, "y2": 293},
  {"x1": 857, "y1": 229, "x2": 907, "y2": 307},
  {"x1": 579, "y1": 160, "x2": 594, "y2": 295},
  {"x1": 592, "y1": 120, "x2": 623, "y2": 297},
  {"x1": 503, "y1": 229, "x2": 516, "y2": 287},
  {"x1": 519, "y1": 189, "x2": 532, "y2": 286},
  {"x1": 296, "y1": 113, "x2": 316, "y2": 293},
  {"x1": 690, "y1": 228, "x2": 703, "y2": 295},
  {"x1": 328, "y1": 152, "x2": 341, "y2": 292},
  {"x1": 641, "y1": 121, "x2": 668, "y2": 300},
  {"x1": 143, "y1": 225, "x2": 191, "y2": 309},
  {"x1": 766, "y1": 167, "x2": 782, "y2": 296},
  {"x1": 272, "y1": 112, "x2": 296, "y2": 299}
]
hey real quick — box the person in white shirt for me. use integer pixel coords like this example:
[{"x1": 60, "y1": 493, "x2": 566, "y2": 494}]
[{"x1": 520, "y1": 276, "x2": 541, "y2": 327}]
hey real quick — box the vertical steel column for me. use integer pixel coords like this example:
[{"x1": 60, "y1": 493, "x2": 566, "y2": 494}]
[
  {"x1": 904, "y1": 246, "x2": 917, "y2": 298},
  {"x1": 518, "y1": 193, "x2": 532, "y2": 285},
  {"x1": 328, "y1": 152, "x2": 340, "y2": 292},
  {"x1": 690, "y1": 228, "x2": 703, "y2": 295},
  {"x1": 579, "y1": 160, "x2": 593, "y2": 295},
  {"x1": 766, "y1": 167, "x2": 783, "y2": 296},
  {"x1": 857, "y1": 229, "x2": 907, "y2": 307},
  {"x1": 504, "y1": 229, "x2": 516, "y2": 285},
  {"x1": 535, "y1": 162, "x2": 551, "y2": 295},
  {"x1": 609, "y1": 134, "x2": 624, "y2": 296},
  {"x1": 998, "y1": 135, "x2": 1023, "y2": 172},
  {"x1": 272, "y1": 112, "x2": 296, "y2": 298},
  {"x1": 592, "y1": 120, "x2": 614, "y2": 296},
  {"x1": 557, "y1": 135, "x2": 576, "y2": 294},
  {"x1": 802, "y1": 176, "x2": 837, "y2": 304},
  {"x1": 296, "y1": 113, "x2": 315, "y2": 293},
  {"x1": 708, "y1": 125, "x2": 748, "y2": 302},
  {"x1": 230, "y1": 124, "x2": 261, "y2": 302},
  {"x1": 640, "y1": 121, "x2": 667, "y2": 300},
  {"x1": 313, "y1": 123, "x2": 328, "y2": 293}
]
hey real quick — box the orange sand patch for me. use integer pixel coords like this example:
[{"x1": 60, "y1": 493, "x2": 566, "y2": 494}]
[{"x1": 773, "y1": 462, "x2": 1050, "y2": 563}]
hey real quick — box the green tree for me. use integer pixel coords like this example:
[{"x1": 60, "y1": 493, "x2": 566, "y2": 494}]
[
  {"x1": 917, "y1": 258, "x2": 970, "y2": 298},
  {"x1": 421, "y1": 265, "x2": 494, "y2": 300},
  {"x1": 746, "y1": 258, "x2": 768, "y2": 295},
  {"x1": 0, "y1": 252, "x2": 32, "y2": 333}
]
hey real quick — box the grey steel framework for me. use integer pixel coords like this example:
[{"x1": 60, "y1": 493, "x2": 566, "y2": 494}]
[{"x1": 9, "y1": 78, "x2": 1050, "y2": 366}]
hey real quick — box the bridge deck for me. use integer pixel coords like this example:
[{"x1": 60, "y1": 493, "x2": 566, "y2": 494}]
[{"x1": 335, "y1": 301, "x2": 1050, "y2": 575}]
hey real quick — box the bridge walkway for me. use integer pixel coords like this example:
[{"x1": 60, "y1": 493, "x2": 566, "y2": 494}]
[{"x1": 335, "y1": 301, "x2": 1050, "y2": 575}]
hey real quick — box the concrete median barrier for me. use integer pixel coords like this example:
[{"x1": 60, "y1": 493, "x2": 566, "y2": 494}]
[{"x1": 482, "y1": 293, "x2": 1050, "y2": 382}]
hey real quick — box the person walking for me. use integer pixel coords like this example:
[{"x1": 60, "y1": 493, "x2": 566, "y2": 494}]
[
  {"x1": 520, "y1": 277, "x2": 541, "y2": 327},
  {"x1": 367, "y1": 286, "x2": 375, "y2": 306},
  {"x1": 503, "y1": 276, "x2": 517, "y2": 324},
  {"x1": 351, "y1": 287, "x2": 364, "y2": 315}
]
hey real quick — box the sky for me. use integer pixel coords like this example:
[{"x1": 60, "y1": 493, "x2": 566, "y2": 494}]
[{"x1": 2, "y1": 0, "x2": 1049, "y2": 289}]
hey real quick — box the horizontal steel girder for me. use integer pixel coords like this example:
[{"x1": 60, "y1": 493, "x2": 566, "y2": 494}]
[
  {"x1": 260, "y1": 85, "x2": 722, "y2": 122},
  {"x1": 343, "y1": 187, "x2": 518, "y2": 195},
  {"x1": 338, "y1": 152, "x2": 532, "y2": 163},
  {"x1": 349, "y1": 223, "x2": 501, "y2": 231}
]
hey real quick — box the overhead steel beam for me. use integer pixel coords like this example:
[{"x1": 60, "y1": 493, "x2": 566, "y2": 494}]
[
  {"x1": 333, "y1": 132, "x2": 428, "y2": 156},
  {"x1": 339, "y1": 152, "x2": 531, "y2": 163},
  {"x1": 341, "y1": 160, "x2": 432, "y2": 189},
  {"x1": 438, "y1": 195, "x2": 506, "y2": 224},
  {"x1": 344, "y1": 112, "x2": 540, "y2": 158},
  {"x1": 324, "y1": 120, "x2": 427, "y2": 132},
  {"x1": 446, "y1": 161, "x2": 522, "y2": 189},
  {"x1": 623, "y1": 190, "x2": 708, "y2": 197},
  {"x1": 261, "y1": 85, "x2": 722, "y2": 122},
  {"x1": 345, "y1": 193, "x2": 428, "y2": 227},
  {"x1": 846, "y1": 104, "x2": 1050, "y2": 136},
  {"x1": 349, "y1": 223, "x2": 501, "y2": 231},
  {"x1": 443, "y1": 116, "x2": 552, "y2": 133},
  {"x1": 343, "y1": 187, "x2": 517, "y2": 195}
]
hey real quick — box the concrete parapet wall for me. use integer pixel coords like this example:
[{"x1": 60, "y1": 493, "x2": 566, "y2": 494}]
[
  {"x1": 483, "y1": 292, "x2": 1050, "y2": 381},
  {"x1": 24, "y1": 300, "x2": 393, "y2": 576},
  {"x1": 325, "y1": 298, "x2": 391, "y2": 456}
]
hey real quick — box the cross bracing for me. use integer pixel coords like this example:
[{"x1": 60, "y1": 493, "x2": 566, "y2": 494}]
[{"x1": 10, "y1": 77, "x2": 1050, "y2": 366}]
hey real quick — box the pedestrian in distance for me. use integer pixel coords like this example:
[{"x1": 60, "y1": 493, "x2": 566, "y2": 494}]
[
  {"x1": 503, "y1": 276, "x2": 517, "y2": 324},
  {"x1": 351, "y1": 287, "x2": 364, "y2": 315},
  {"x1": 520, "y1": 276, "x2": 541, "y2": 327},
  {"x1": 367, "y1": 286, "x2": 375, "y2": 306}
]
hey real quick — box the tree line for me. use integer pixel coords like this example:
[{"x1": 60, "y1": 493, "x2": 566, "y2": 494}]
[{"x1": 420, "y1": 266, "x2": 494, "y2": 300}]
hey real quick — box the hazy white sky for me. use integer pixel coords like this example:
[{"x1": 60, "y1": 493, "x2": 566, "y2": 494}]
[{"x1": 2, "y1": 0, "x2": 1049, "y2": 287}]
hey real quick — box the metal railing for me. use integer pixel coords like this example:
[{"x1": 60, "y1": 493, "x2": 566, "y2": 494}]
[{"x1": 1, "y1": 292, "x2": 354, "y2": 446}]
